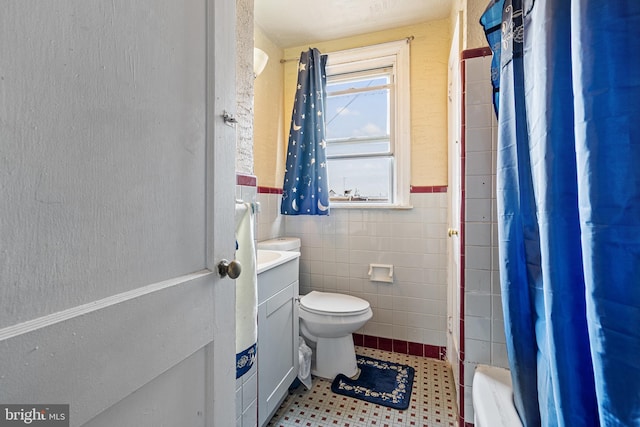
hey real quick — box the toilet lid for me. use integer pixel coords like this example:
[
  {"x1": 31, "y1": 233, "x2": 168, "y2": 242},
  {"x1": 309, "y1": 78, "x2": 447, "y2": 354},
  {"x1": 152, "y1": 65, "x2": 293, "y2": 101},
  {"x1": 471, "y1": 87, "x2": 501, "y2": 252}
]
[{"x1": 300, "y1": 291, "x2": 370, "y2": 315}]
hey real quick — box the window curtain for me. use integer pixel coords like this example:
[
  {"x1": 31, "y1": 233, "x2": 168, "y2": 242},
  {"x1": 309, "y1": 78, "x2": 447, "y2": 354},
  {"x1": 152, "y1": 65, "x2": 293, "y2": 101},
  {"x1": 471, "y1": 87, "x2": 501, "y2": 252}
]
[
  {"x1": 281, "y1": 48, "x2": 330, "y2": 216},
  {"x1": 481, "y1": 1, "x2": 640, "y2": 426}
]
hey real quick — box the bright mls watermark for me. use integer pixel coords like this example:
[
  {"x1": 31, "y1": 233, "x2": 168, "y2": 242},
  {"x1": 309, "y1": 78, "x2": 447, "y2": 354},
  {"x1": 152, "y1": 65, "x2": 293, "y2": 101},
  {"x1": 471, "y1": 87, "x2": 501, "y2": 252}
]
[{"x1": 0, "y1": 405, "x2": 68, "y2": 426}]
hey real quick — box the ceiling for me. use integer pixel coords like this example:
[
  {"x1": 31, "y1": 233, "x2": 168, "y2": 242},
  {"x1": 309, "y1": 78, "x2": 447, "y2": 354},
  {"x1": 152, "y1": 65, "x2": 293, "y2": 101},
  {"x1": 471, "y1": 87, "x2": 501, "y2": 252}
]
[{"x1": 254, "y1": 0, "x2": 454, "y2": 48}]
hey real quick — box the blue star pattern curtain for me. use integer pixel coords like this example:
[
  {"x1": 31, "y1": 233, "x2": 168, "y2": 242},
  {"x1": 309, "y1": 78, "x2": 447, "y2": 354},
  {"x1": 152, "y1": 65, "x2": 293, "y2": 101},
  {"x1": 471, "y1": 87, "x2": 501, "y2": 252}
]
[
  {"x1": 479, "y1": 0, "x2": 502, "y2": 115},
  {"x1": 281, "y1": 48, "x2": 330, "y2": 216},
  {"x1": 481, "y1": 1, "x2": 640, "y2": 426}
]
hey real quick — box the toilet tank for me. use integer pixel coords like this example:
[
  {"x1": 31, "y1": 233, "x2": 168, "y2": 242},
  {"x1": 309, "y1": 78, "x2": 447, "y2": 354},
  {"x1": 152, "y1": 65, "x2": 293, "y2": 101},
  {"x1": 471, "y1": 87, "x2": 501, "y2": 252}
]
[{"x1": 257, "y1": 237, "x2": 301, "y2": 252}]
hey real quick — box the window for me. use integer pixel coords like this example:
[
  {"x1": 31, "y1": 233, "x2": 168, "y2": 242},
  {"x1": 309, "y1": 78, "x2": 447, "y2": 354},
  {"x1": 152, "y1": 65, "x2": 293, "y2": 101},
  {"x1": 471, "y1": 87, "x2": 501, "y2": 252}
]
[{"x1": 325, "y1": 40, "x2": 411, "y2": 207}]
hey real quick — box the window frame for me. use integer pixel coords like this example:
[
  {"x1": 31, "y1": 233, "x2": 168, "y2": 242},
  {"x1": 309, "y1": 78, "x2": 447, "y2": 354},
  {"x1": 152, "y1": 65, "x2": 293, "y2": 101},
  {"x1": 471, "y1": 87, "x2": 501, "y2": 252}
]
[{"x1": 324, "y1": 40, "x2": 411, "y2": 208}]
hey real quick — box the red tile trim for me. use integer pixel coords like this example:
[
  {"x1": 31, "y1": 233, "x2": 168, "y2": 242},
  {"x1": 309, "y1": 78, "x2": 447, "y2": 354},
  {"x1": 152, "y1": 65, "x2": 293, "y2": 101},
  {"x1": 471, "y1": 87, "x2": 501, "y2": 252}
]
[
  {"x1": 409, "y1": 185, "x2": 448, "y2": 193},
  {"x1": 354, "y1": 334, "x2": 446, "y2": 361},
  {"x1": 352, "y1": 333, "x2": 364, "y2": 347},
  {"x1": 424, "y1": 344, "x2": 441, "y2": 359},
  {"x1": 257, "y1": 186, "x2": 283, "y2": 194},
  {"x1": 236, "y1": 173, "x2": 257, "y2": 187},
  {"x1": 459, "y1": 56, "x2": 468, "y2": 424},
  {"x1": 408, "y1": 342, "x2": 423, "y2": 356},
  {"x1": 459, "y1": 360, "x2": 465, "y2": 425},
  {"x1": 439, "y1": 346, "x2": 447, "y2": 360},
  {"x1": 458, "y1": 416, "x2": 475, "y2": 427},
  {"x1": 379, "y1": 337, "x2": 393, "y2": 352},
  {"x1": 363, "y1": 335, "x2": 378, "y2": 349},
  {"x1": 430, "y1": 344, "x2": 447, "y2": 361},
  {"x1": 260, "y1": 183, "x2": 447, "y2": 194},
  {"x1": 460, "y1": 58, "x2": 467, "y2": 360},
  {"x1": 393, "y1": 340, "x2": 408, "y2": 354},
  {"x1": 461, "y1": 46, "x2": 493, "y2": 59}
]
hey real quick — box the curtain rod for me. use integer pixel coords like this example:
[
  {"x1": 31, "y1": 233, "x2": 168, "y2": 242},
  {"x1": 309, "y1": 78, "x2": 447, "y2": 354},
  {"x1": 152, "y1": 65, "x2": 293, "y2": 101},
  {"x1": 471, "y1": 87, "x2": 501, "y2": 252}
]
[{"x1": 278, "y1": 35, "x2": 414, "y2": 63}]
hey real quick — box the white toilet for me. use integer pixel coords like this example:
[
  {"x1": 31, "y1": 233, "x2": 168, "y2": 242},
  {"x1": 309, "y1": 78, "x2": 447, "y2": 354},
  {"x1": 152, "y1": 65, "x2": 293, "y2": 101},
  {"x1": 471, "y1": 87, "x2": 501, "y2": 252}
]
[
  {"x1": 298, "y1": 291, "x2": 372, "y2": 379},
  {"x1": 257, "y1": 237, "x2": 373, "y2": 380}
]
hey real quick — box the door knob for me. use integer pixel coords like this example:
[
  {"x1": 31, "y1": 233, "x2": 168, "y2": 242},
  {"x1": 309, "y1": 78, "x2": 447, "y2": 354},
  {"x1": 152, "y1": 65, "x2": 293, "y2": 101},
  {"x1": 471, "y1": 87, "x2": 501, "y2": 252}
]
[
  {"x1": 218, "y1": 259, "x2": 242, "y2": 279},
  {"x1": 448, "y1": 228, "x2": 459, "y2": 237}
]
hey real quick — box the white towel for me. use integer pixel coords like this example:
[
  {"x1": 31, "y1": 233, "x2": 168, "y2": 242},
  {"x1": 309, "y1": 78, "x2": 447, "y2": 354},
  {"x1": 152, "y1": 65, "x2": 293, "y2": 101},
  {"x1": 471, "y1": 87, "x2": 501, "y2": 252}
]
[{"x1": 235, "y1": 203, "x2": 257, "y2": 378}]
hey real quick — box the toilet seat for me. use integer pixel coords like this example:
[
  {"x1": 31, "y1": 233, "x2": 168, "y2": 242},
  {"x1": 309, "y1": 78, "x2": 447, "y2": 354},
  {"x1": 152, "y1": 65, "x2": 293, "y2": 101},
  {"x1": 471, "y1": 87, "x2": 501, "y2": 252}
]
[{"x1": 300, "y1": 291, "x2": 370, "y2": 316}]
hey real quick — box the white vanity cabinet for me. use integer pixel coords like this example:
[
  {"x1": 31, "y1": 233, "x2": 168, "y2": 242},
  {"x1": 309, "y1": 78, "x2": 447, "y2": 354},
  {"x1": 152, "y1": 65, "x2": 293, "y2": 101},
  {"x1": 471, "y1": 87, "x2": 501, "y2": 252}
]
[{"x1": 257, "y1": 254, "x2": 299, "y2": 427}]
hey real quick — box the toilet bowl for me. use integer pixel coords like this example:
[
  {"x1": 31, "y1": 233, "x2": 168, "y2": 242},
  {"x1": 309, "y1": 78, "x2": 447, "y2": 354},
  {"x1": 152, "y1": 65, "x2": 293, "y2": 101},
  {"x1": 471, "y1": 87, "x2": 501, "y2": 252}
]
[
  {"x1": 257, "y1": 237, "x2": 374, "y2": 380},
  {"x1": 299, "y1": 291, "x2": 373, "y2": 379}
]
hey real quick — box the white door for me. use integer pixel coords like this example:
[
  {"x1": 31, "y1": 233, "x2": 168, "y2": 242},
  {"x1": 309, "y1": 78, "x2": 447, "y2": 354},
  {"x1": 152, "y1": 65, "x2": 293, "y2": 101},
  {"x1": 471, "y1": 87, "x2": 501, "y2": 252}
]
[
  {"x1": 447, "y1": 13, "x2": 462, "y2": 370},
  {"x1": 0, "y1": 1, "x2": 237, "y2": 426}
]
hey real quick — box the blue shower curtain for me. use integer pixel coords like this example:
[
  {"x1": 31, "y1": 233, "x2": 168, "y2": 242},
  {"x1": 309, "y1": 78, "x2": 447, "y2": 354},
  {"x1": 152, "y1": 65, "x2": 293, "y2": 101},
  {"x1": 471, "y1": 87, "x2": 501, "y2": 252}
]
[
  {"x1": 281, "y1": 48, "x2": 330, "y2": 216},
  {"x1": 481, "y1": 1, "x2": 640, "y2": 426}
]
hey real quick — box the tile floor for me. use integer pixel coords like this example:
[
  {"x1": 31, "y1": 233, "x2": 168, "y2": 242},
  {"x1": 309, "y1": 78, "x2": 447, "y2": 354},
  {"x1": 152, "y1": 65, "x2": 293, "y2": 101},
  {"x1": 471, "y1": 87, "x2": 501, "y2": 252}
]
[{"x1": 267, "y1": 346, "x2": 458, "y2": 427}]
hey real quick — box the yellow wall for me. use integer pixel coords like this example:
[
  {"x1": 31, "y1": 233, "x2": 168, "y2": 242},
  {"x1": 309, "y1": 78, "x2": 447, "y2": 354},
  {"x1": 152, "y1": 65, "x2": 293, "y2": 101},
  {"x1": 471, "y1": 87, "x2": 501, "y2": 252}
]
[
  {"x1": 254, "y1": 5, "x2": 490, "y2": 190},
  {"x1": 254, "y1": 25, "x2": 285, "y2": 188},
  {"x1": 466, "y1": 0, "x2": 491, "y2": 49},
  {"x1": 282, "y1": 20, "x2": 451, "y2": 187},
  {"x1": 254, "y1": 19, "x2": 452, "y2": 189},
  {"x1": 450, "y1": 0, "x2": 490, "y2": 51}
]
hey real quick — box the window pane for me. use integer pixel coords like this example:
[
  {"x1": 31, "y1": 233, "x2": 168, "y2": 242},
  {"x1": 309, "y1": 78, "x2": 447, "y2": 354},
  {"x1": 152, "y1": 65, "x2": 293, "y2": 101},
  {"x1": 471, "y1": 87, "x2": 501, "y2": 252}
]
[
  {"x1": 327, "y1": 75, "x2": 389, "y2": 93},
  {"x1": 328, "y1": 157, "x2": 392, "y2": 203},
  {"x1": 325, "y1": 88, "x2": 390, "y2": 140},
  {"x1": 326, "y1": 139, "x2": 390, "y2": 157}
]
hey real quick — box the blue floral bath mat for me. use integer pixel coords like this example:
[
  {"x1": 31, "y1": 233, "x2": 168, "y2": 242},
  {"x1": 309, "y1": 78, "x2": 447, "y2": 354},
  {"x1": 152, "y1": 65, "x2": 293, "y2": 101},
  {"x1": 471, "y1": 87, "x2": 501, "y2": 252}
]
[{"x1": 330, "y1": 355, "x2": 415, "y2": 410}]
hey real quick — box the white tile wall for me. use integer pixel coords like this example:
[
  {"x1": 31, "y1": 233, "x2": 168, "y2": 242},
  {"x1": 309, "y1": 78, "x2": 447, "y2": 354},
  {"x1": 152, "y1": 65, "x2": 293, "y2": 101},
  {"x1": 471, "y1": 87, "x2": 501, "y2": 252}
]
[
  {"x1": 466, "y1": 338, "x2": 491, "y2": 364},
  {"x1": 256, "y1": 192, "x2": 284, "y2": 242},
  {"x1": 256, "y1": 191, "x2": 449, "y2": 348},
  {"x1": 462, "y1": 54, "x2": 508, "y2": 424}
]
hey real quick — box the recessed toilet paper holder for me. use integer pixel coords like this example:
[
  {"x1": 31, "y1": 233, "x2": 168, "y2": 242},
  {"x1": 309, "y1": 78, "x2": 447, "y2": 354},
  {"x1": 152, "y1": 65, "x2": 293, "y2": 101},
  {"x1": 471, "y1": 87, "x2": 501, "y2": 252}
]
[{"x1": 368, "y1": 263, "x2": 394, "y2": 283}]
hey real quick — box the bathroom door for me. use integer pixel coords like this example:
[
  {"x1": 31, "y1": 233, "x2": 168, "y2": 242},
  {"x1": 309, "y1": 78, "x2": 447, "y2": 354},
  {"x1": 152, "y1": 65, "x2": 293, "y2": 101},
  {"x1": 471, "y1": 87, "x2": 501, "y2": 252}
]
[
  {"x1": 0, "y1": 1, "x2": 236, "y2": 426},
  {"x1": 447, "y1": 14, "x2": 462, "y2": 367}
]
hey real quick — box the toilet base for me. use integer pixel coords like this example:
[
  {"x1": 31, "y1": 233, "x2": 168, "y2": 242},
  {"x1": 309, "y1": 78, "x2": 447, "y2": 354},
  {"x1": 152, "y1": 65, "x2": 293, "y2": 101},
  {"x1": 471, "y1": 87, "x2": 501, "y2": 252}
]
[{"x1": 310, "y1": 335, "x2": 358, "y2": 379}]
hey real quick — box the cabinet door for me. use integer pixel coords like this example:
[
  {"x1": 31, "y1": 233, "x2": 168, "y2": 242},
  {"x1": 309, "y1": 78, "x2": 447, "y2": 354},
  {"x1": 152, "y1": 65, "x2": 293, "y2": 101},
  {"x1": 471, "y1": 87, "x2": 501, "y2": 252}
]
[{"x1": 258, "y1": 281, "x2": 299, "y2": 426}]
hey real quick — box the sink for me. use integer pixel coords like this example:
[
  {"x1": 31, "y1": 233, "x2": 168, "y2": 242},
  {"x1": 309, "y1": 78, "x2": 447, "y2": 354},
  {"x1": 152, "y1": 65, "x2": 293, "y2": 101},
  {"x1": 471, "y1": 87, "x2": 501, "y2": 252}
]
[
  {"x1": 256, "y1": 249, "x2": 300, "y2": 274},
  {"x1": 257, "y1": 249, "x2": 281, "y2": 265}
]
